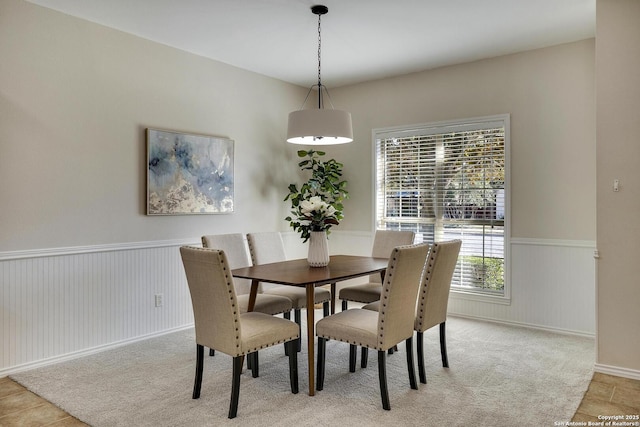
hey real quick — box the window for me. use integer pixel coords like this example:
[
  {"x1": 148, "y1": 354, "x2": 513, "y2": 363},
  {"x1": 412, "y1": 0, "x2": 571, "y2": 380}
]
[{"x1": 374, "y1": 114, "x2": 509, "y2": 299}]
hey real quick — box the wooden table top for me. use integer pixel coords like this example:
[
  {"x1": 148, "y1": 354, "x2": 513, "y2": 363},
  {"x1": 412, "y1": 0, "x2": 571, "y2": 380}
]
[{"x1": 231, "y1": 255, "x2": 388, "y2": 287}]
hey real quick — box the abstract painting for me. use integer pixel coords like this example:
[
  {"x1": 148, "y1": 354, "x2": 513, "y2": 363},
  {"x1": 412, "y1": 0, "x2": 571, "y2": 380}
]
[{"x1": 146, "y1": 128, "x2": 234, "y2": 215}]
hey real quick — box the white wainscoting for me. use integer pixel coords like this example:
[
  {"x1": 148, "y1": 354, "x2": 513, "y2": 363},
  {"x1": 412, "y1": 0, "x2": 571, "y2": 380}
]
[
  {"x1": 448, "y1": 238, "x2": 596, "y2": 336},
  {"x1": 0, "y1": 240, "x2": 199, "y2": 376},
  {"x1": 0, "y1": 234, "x2": 596, "y2": 376}
]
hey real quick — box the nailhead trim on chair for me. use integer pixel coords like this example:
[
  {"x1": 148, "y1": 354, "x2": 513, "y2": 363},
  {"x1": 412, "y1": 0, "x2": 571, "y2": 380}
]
[
  {"x1": 341, "y1": 296, "x2": 381, "y2": 304},
  {"x1": 242, "y1": 334, "x2": 300, "y2": 354},
  {"x1": 246, "y1": 238, "x2": 256, "y2": 264},
  {"x1": 217, "y1": 254, "x2": 243, "y2": 347},
  {"x1": 315, "y1": 334, "x2": 388, "y2": 351},
  {"x1": 377, "y1": 248, "x2": 399, "y2": 347},
  {"x1": 416, "y1": 243, "x2": 438, "y2": 323}
]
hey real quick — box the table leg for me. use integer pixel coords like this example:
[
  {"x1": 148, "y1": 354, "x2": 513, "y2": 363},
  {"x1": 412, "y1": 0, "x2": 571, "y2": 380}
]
[
  {"x1": 247, "y1": 279, "x2": 259, "y2": 312},
  {"x1": 330, "y1": 282, "x2": 336, "y2": 314},
  {"x1": 306, "y1": 284, "x2": 315, "y2": 396},
  {"x1": 243, "y1": 279, "x2": 260, "y2": 371}
]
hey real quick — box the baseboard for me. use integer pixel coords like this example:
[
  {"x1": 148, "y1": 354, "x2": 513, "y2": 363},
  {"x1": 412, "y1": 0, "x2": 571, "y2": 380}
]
[
  {"x1": 594, "y1": 363, "x2": 640, "y2": 381},
  {"x1": 3, "y1": 324, "x2": 194, "y2": 378},
  {"x1": 449, "y1": 312, "x2": 596, "y2": 339}
]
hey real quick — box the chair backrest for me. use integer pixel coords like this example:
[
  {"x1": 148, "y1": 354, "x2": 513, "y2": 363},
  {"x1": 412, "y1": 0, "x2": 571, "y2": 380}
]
[
  {"x1": 415, "y1": 240, "x2": 462, "y2": 332},
  {"x1": 180, "y1": 246, "x2": 242, "y2": 356},
  {"x1": 246, "y1": 232, "x2": 287, "y2": 265},
  {"x1": 375, "y1": 243, "x2": 430, "y2": 350},
  {"x1": 369, "y1": 230, "x2": 415, "y2": 283},
  {"x1": 201, "y1": 233, "x2": 255, "y2": 294},
  {"x1": 246, "y1": 232, "x2": 287, "y2": 292}
]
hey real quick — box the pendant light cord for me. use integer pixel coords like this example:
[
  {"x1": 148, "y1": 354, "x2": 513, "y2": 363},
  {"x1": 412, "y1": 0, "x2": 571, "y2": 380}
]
[
  {"x1": 296, "y1": 5, "x2": 337, "y2": 111},
  {"x1": 317, "y1": 12, "x2": 323, "y2": 108}
]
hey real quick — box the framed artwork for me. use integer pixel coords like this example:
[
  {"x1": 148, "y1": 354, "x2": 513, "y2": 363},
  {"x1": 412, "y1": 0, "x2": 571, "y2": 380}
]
[{"x1": 146, "y1": 128, "x2": 234, "y2": 215}]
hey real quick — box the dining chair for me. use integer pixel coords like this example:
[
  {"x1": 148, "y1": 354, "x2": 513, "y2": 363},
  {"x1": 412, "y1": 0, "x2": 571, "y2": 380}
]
[
  {"x1": 247, "y1": 231, "x2": 331, "y2": 352},
  {"x1": 201, "y1": 234, "x2": 293, "y2": 316},
  {"x1": 202, "y1": 234, "x2": 293, "y2": 358},
  {"x1": 179, "y1": 246, "x2": 299, "y2": 419},
  {"x1": 338, "y1": 230, "x2": 415, "y2": 311},
  {"x1": 315, "y1": 243, "x2": 430, "y2": 410},
  {"x1": 363, "y1": 240, "x2": 462, "y2": 384},
  {"x1": 412, "y1": 239, "x2": 461, "y2": 383}
]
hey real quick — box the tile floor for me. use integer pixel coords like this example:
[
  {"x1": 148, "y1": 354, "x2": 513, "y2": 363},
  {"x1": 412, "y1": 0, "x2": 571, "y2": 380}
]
[
  {"x1": 0, "y1": 376, "x2": 87, "y2": 426},
  {"x1": 572, "y1": 372, "x2": 640, "y2": 423},
  {"x1": 1, "y1": 373, "x2": 639, "y2": 426}
]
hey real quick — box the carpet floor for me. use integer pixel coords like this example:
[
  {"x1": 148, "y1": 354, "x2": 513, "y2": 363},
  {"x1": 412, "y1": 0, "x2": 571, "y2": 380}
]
[{"x1": 11, "y1": 316, "x2": 594, "y2": 426}]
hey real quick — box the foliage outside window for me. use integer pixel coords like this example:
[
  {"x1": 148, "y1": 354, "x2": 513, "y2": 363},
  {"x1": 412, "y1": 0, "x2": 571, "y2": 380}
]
[{"x1": 374, "y1": 115, "x2": 509, "y2": 297}]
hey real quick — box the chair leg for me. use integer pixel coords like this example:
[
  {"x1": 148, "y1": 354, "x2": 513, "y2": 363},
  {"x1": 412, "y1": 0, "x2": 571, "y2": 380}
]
[
  {"x1": 317, "y1": 337, "x2": 326, "y2": 391},
  {"x1": 193, "y1": 344, "x2": 204, "y2": 399},
  {"x1": 284, "y1": 311, "x2": 291, "y2": 356},
  {"x1": 349, "y1": 344, "x2": 357, "y2": 372},
  {"x1": 246, "y1": 352, "x2": 253, "y2": 370},
  {"x1": 209, "y1": 348, "x2": 215, "y2": 357},
  {"x1": 378, "y1": 350, "x2": 391, "y2": 410},
  {"x1": 323, "y1": 301, "x2": 330, "y2": 317},
  {"x1": 405, "y1": 337, "x2": 418, "y2": 390},
  {"x1": 440, "y1": 322, "x2": 449, "y2": 368},
  {"x1": 417, "y1": 331, "x2": 426, "y2": 384},
  {"x1": 250, "y1": 352, "x2": 259, "y2": 378},
  {"x1": 294, "y1": 309, "x2": 302, "y2": 352},
  {"x1": 286, "y1": 340, "x2": 299, "y2": 394},
  {"x1": 361, "y1": 347, "x2": 368, "y2": 368},
  {"x1": 229, "y1": 356, "x2": 243, "y2": 419},
  {"x1": 342, "y1": 300, "x2": 348, "y2": 311}
]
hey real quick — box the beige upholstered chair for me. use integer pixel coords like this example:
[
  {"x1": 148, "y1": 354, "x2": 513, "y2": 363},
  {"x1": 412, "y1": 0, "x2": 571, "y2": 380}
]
[
  {"x1": 338, "y1": 230, "x2": 415, "y2": 311},
  {"x1": 413, "y1": 239, "x2": 461, "y2": 383},
  {"x1": 316, "y1": 243, "x2": 430, "y2": 410},
  {"x1": 247, "y1": 232, "x2": 331, "y2": 351},
  {"x1": 202, "y1": 234, "x2": 293, "y2": 358},
  {"x1": 179, "y1": 246, "x2": 299, "y2": 419},
  {"x1": 363, "y1": 240, "x2": 461, "y2": 384}
]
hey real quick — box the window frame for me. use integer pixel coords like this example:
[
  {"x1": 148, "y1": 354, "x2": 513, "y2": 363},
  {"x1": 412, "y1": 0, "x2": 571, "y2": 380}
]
[{"x1": 372, "y1": 114, "x2": 511, "y2": 304}]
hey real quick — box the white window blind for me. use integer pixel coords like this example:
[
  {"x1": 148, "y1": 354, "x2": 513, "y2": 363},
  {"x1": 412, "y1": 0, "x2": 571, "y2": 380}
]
[{"x1": 375, "y1": 115, "x2": 509, "y2": 295}]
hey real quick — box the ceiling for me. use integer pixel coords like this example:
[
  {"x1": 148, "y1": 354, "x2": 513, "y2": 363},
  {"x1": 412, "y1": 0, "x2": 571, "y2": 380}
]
[{"x1": 26, "y1": 0, "x2": 596, "y2": 88}]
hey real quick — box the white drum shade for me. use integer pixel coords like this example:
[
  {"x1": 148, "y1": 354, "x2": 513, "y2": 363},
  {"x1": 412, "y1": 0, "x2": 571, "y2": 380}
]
[{"x1": 287, "y1": 109, "x2": 353, "y2": 145}]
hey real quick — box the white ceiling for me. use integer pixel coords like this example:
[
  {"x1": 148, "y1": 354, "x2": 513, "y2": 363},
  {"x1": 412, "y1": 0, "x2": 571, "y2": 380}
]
[{"x1": 26, "y1": 0, "x2": 596, "y2": 88}]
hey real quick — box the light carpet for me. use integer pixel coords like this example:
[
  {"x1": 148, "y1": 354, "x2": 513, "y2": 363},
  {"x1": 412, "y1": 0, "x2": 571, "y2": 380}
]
[{"x1": 11, "y1": 316, "x2": 594, "y2": 427}]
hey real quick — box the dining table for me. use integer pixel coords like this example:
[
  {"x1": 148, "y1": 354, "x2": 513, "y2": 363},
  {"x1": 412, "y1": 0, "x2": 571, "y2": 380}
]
[{"x1": 232, "y1": 255, "x2": 388, "y2": 396}]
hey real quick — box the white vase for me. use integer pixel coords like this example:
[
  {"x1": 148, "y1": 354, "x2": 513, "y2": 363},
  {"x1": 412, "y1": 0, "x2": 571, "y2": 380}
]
[{"x1": 307, "y1": 231, "x2": 330, "y2": 267}]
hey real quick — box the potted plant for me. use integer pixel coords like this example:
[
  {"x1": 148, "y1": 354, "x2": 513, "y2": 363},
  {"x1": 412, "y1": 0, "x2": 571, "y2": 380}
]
[{"x1": 285, "y1": 150, "x2": 348, "y2": 266}]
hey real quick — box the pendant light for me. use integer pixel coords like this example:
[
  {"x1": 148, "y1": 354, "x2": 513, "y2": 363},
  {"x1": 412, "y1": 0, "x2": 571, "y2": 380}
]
[{"x1": 287, "y1": 5, "x2": 353, "y2": 145}]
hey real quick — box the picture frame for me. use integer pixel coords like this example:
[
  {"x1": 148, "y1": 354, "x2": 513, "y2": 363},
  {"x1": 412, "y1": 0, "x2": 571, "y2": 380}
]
[{"x1": 146, "y1": 128, "x2": 234, "y2": 215}]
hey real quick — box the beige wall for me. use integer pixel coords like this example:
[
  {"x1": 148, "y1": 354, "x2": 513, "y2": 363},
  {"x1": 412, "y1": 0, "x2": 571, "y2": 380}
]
[
  {"x1": 330, "y1": 40, "x2": 596, "y2": 241},
  {"x1": 0, "y1": 1, "x2": 597, "y2": 252},
  {"x1": 596, "y1": 0, "x2": 640, "y2": 372},
  {"x1": 0, "y1": 0, "x2": 306, "y2": 252},
  {"x1": 323, "y1": 40, "x2": 597, "y2": 338}
]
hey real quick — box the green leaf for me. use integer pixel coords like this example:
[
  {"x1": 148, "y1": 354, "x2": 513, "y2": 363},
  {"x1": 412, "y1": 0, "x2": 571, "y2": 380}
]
[{"x1": 285, "y1": 148, "x2": 348, "y2": 241}]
